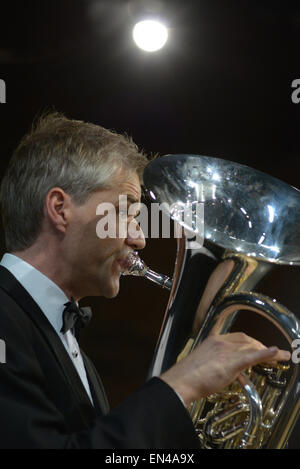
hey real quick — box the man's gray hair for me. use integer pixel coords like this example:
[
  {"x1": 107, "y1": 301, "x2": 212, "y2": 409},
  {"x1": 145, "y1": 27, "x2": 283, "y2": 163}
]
[{"x1": 0, "y1": 112, "x2": 149, "y2": 252}]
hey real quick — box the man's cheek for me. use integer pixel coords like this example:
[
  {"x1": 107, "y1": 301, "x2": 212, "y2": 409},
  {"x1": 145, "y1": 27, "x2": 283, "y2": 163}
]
[{"x1": 96, "y1": 205, "x2": 119, "y2": 240}]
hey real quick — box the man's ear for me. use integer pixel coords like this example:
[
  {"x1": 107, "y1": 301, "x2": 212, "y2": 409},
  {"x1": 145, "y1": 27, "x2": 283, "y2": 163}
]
[{"x1": 44, "y1": 187, "x2": 71, "y2": 233}]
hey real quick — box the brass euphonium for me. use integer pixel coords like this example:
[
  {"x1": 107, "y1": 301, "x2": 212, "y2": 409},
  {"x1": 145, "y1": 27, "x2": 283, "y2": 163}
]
[{"x1": 122, "y1": 154, "x2": 300, "y2": 449}]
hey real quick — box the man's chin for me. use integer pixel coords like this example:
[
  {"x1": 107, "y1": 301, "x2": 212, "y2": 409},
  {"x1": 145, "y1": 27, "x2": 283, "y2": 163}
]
[
  {"x1": 102, "y1": 278, "x2": 120, "y2": 299},
  {"x1": 104, "y1": 289, "x2": 119, "y2": 299}
]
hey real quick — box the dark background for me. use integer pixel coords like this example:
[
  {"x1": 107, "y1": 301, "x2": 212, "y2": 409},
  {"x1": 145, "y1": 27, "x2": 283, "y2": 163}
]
[{"x1": 0, "y1": 0, "x2": 300, "y2": 447}]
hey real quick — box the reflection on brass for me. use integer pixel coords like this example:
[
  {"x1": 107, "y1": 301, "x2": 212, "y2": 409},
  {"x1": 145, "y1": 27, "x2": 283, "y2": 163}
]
[{"x1": 125, "y1": 154, "x2": 300, "y2": 448}]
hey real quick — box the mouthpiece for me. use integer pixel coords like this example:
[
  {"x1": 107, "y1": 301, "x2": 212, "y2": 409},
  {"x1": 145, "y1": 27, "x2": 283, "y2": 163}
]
[{"x1": 121, "y1": 251, "x2": 172, "y2": 290}]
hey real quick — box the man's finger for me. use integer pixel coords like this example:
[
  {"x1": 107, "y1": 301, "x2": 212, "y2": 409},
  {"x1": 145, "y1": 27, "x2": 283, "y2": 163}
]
[{"x1": 243, "y1": 346, "x2": 291, "y2": 368}]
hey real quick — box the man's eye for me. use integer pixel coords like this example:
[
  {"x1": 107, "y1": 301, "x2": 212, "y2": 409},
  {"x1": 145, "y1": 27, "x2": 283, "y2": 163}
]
[{"x1": 119, "y1": 210, "x2": 128, "y2": 218}]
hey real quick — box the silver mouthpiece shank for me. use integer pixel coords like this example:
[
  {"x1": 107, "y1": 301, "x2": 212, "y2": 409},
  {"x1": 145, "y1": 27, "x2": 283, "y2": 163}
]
[{"x1": 121, "y1": 251, "x2": 172, "y2": 290}]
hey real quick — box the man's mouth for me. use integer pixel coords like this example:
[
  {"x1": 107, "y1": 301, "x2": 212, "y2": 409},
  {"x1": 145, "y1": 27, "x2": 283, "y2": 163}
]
[{"x1": 116, "y1": 253, "x2": 133, "y2": 273}]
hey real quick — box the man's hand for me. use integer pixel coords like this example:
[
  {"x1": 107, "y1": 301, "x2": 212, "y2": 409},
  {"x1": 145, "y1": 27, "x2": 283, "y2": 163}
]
[{"x1": 160, "y1": 332, "x2": 291, "y2": 407}]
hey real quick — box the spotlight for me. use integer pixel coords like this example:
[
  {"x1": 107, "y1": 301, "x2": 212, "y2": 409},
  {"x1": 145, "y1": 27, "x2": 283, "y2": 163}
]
[{"x1": 132, "y1": 20, "x2": 168, "y2": 52}]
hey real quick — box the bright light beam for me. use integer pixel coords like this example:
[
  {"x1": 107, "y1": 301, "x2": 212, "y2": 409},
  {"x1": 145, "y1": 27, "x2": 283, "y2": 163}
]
[{"x1": 132, "y1": 20, "x2": 168, "y2": 52}]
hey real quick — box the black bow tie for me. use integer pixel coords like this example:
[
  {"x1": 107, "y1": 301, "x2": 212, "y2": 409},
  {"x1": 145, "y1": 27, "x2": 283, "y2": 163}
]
[{"x1": 60, "y1": 297, "x2": 92, "y2": 334}]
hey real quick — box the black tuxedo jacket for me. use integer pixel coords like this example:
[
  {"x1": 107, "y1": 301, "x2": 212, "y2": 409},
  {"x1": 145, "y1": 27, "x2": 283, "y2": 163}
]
[{"x1": 0, "y1": 266, "x2": 200, "y2": 449}]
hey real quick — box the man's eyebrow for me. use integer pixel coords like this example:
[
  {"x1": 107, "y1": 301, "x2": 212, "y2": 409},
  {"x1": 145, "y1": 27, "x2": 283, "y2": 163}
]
[
  {"x1": 126, "y1": 195, "x2": 141, "y2": 205},
  {"x1": 114, "y1": 195, "x2": 141, "y2": 210}
]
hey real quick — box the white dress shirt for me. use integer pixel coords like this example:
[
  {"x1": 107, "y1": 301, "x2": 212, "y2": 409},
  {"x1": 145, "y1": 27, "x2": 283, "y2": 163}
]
[{"x1": 0, "y1": 253, "x2": 93, "y2": 404}]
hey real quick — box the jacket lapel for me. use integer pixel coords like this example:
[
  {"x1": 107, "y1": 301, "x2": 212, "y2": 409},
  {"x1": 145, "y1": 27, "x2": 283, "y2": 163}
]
[
  {"x1": 0, "y1": 265, "x2": 108, "y2": 422},
  {"x1": 81, "y1": 351, "x2": 110, "y2": 415}
]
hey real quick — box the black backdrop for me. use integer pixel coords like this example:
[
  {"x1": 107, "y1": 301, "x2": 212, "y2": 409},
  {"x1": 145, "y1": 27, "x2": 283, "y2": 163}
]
[{"x1": 0, "y1": 0, "x2": 300, "y2": 447}]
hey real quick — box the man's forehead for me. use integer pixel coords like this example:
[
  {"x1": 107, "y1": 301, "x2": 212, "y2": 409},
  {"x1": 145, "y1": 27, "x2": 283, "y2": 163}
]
[{"x1": 116, "y1": 175, "x2": 142, "y2": 202}]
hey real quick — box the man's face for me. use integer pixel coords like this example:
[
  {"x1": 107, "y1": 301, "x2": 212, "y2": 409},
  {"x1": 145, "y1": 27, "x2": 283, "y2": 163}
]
[{"x1": 63, "y1": 171, "x2": 145, "y2": 300}]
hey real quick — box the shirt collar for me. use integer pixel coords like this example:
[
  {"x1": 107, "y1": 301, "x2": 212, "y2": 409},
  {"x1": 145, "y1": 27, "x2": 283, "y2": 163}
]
[{"x1": 0, "y1": 253, "x2": 69, "y2": 335}]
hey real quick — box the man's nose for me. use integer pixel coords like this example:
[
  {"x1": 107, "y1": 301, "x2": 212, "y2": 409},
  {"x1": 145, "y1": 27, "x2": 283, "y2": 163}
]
[{"x1": 125, "y1": 220, "x2": 146, "y2": 251}]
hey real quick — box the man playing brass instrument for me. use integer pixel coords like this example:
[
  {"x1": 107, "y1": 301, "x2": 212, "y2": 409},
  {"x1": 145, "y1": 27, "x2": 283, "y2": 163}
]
[{"x1": 0, "y1": 113, "x2": 290, "y2": 448}]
